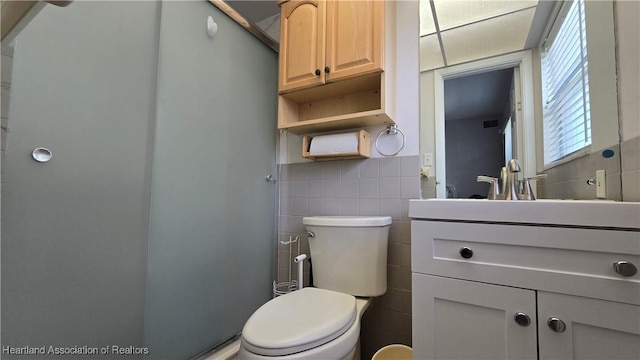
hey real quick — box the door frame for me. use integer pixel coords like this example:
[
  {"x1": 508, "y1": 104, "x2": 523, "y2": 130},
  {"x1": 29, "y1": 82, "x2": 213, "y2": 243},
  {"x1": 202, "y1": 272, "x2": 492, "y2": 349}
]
[{"x1": 434, "y1": 50, "x2": 536, "y2": 198}]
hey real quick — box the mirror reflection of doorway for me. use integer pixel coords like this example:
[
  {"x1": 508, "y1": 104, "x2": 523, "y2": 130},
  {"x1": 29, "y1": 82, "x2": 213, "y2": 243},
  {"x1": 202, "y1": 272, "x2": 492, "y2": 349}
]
[{"x1": 444, "y1": 68, "x2": 516, "y2": 198}]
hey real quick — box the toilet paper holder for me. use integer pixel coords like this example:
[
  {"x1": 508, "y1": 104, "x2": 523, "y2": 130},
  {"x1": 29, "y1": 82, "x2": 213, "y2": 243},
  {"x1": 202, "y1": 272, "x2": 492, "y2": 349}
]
[{"x1": 302, "y1": 129, "x2": 370, "y2": 161}]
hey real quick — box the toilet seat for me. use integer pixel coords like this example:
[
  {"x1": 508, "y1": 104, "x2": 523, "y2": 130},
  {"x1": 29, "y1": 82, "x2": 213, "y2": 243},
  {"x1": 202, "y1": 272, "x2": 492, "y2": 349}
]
[{"x1": 241, "y1": 288, "x2": 356, "y2": 356}]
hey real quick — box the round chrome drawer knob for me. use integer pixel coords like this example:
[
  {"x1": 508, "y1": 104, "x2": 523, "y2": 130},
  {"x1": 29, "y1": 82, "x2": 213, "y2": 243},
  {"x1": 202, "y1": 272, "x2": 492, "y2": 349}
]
[
  {"x1": 613, "y1": 261, "x2": 637, "y2": 277},
  {"x1": 547, "y1": 317, "x2": 566, "y2": 333},
  {"x1": 514, "y1": 312, "x2": 531, "y2": 327}
]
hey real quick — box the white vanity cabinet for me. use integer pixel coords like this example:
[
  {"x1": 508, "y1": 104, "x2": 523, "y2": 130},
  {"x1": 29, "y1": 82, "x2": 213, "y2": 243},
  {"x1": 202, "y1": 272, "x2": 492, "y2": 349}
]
[
  {"x1": 412, "y1": 274, "x2": 538, "y2": 359},
  {"x1": 410, "y1": 199, "x2": 640, "y2": 360},
  {"x1": 537, "y1": 292, "x2": 640, "y2": 359}
]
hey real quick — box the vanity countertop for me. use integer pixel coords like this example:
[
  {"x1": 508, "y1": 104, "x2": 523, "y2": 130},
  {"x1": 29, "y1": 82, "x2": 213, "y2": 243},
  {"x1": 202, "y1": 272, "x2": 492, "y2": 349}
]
[{"x1": 409, "y1": 199, "x2": 640, "y2": 230}]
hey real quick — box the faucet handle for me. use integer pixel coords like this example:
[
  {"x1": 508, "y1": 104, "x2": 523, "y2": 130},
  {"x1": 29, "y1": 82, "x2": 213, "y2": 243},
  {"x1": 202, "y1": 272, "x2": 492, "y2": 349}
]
[
  {"x1": 477, "y1": 176, "x2": 501, "y2": 200},
  {"x1": 519, "y1": 174, "x2": 548, "y2": 200},
  {"x1": 477, "y1": 176, "x2": 496, "y2": 182},
  {"x1": 526, "y1": 174, "x2": 548, "y2": 181}
]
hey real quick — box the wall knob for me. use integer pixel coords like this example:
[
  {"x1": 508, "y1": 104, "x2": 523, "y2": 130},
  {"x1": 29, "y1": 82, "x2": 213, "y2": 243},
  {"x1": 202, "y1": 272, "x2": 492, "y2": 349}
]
[
  {"x1": 547, "y1": 317, "x2": 566, "y2": 333},
  {"x1": 459, "y1": 247, "x2": 473, "y2": 259},
  {"x1": 613, "y1": 261, "x2": 637, "y2": 277},
  {"x1": 32, "y1": 148, "x2": 53, "y2": 163},
  {"x1": 514, "y1": 312, "x2": 531, "y2": 327}
]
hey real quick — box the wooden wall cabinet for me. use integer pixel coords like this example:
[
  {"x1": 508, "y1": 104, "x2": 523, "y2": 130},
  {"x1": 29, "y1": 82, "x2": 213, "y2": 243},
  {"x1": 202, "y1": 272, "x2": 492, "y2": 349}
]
[
  {"x1": 279, "y1": 0, "x2": 383, "y2": 93},
  {"x1": 278, "y1": 0, "x2": 326, "y2": 93},
  {"x1": 277, "y1": 0, "x2": 396, "y2": 134}
]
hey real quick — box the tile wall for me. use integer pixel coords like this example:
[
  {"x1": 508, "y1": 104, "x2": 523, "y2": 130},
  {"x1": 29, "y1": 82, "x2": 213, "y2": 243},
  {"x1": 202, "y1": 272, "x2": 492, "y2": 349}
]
[
  {"x1": 277, "y1": 155, "x2": 420, "y2": 359},
  {"x1": 530, "y1": 141, "x2": 640, "y2": 202},
  {"x1": 537, "y1": 144, "x2": 622, "y2": 201},
  {"x1": 621, "y1": 136, "x2": 640, "y2": 201}
]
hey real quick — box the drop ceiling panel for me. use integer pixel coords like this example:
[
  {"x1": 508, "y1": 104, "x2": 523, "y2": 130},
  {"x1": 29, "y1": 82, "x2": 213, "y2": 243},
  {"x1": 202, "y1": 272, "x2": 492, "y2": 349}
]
[
  {"x1": 433, "y1": 0, "x2": 538, "y2": 31},
  {"x1": 420, "y1": 0, "x2": 436, "y2": 36},
  {"x1": 441, "y1": 8, "x2": 536, "y2": 65},
  {"x1": 420, "y1": 34, "x2": 445, "y2": 71}
]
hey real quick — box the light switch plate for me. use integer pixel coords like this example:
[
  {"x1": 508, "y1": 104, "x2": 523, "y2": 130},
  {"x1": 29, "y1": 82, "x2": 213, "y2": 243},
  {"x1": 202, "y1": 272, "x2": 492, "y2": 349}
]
[
  {"x1": 596, "y1": 169, "x2": 606, "y2": 198},
  {"x1": 423, "y1": 153, "x2": 433, "y2": 167}
]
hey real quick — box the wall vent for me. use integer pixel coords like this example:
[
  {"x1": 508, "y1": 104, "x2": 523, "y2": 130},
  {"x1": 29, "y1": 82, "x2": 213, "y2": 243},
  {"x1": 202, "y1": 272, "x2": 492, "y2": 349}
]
[{"x1": 483, "y1": 120, "x2": 499, "y2": 128}]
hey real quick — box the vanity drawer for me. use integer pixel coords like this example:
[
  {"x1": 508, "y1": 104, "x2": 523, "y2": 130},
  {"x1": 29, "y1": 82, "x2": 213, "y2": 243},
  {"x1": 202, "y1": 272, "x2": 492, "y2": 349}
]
[{"x1": 411, "y1": 221, "x2": 640, "y2": 305}]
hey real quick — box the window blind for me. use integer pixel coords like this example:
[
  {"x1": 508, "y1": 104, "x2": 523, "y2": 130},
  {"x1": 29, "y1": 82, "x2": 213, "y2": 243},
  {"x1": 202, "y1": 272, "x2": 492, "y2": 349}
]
[{"x1": 541, "y1": 0, "x2": 590, "y2": 165}]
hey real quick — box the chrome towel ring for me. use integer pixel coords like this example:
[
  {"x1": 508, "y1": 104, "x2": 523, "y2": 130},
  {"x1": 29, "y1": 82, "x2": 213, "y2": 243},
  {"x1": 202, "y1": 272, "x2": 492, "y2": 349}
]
[{"x1": 375, "y1": 125, "x2": 406, "y2": 157}]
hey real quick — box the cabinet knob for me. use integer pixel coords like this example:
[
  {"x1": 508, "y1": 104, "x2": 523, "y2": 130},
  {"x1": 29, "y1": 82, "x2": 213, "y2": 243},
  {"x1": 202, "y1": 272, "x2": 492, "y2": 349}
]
[
  {"x1": 324, "y1": 66, "x2": 330, "y2": 73},
  {"x1": 514, "y1": 312, "x2": 531, "y2": 327},
  {"x1": 459, "y1": 247, "x2": 473, "y2": 259},
  {"x1": 613, "y1": 261, "x2": 637, "y2": 277},
  {"x1": 547, "y1": 317, "x2": 566, "y2": 333},
  {"x1": 315, "y1": 69, "x2": 321, "y2": 76}
]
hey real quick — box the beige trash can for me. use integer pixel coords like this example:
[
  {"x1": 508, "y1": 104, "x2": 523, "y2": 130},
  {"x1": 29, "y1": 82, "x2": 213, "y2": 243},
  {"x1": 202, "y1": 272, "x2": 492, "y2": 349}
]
[{"x1": 371, "y1": 344, "x2": 413, "y2": 360}]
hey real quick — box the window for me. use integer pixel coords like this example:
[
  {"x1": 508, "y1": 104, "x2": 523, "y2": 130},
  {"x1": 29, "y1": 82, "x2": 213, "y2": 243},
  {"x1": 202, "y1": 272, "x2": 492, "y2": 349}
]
[{"x1": 541, "y1": 0, "x2": 590, "y2": 165}]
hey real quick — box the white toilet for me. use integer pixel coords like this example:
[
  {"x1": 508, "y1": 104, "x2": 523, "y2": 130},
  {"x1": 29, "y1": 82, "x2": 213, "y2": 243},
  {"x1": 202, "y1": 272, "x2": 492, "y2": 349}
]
[{"x1": 239, "y1": 216, "x2": 392, "y2": 360}]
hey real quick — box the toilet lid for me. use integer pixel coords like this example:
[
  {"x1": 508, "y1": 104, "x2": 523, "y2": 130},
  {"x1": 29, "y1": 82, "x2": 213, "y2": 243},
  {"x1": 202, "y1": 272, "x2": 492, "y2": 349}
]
[{"x1": 242, "y1": 287, "x2": 356, "y2": 356}]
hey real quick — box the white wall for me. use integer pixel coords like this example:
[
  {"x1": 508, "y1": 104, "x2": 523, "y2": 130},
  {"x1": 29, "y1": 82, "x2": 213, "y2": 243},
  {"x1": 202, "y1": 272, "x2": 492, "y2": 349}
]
[
  {"x1": 419, "y1": 70, "x2": 436, "y2": 175},
  {"x1": 582, "y1": 0, "x2": 619, "y2": 152},
  {"x1": 615, "y1": 0, "x2": 640, "y2": 142},
  {"x1": 280, "y1": 0, "x2": 420, "y2": 164},
  {"x1": 616, "y1": 0, "x2": 640, "y2": 201}
]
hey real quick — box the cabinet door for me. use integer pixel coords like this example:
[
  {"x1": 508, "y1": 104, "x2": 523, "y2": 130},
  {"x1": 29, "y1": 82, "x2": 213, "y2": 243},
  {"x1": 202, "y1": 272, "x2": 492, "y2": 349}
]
[
  {"x1": 325, "y1": 0, "x2": 383, "y2": 82},
  {"x1": 539, "y1": 292, "x2": 640, "y2": 359},
  {"x1": 413, "y1": 274, "x2": 537, "y2": 359},
  {"x1": 278, "y1": 0, "x2": 325, "y2": 93}
]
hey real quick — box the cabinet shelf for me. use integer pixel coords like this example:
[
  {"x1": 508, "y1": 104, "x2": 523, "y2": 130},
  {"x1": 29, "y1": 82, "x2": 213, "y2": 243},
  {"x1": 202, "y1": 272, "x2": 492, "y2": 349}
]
[{"x1": 278, "y1": 73, "x2": 395, "y2": 134}]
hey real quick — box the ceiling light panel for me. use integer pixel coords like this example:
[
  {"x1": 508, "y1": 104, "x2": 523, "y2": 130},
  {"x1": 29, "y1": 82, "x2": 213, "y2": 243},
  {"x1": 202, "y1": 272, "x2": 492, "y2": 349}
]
[
  {"x1": 420, "y1": 34, "x2": 445, "y2": 71},
  {"x1": 420, "y1": 0, "x2": 436, "y2": 36},
  {"x1": 441, "y1": 7, "x2": 536, "y2": 65},
  {"x1": 433, "y1": 0, "x2": 537, "y2": 31}
]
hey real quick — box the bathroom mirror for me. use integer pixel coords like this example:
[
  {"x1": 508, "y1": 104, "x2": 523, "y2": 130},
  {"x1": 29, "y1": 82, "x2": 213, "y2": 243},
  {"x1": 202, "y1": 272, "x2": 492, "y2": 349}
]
[{"x1": 418, "y1": 0, "x2": 624, "y2": 200}]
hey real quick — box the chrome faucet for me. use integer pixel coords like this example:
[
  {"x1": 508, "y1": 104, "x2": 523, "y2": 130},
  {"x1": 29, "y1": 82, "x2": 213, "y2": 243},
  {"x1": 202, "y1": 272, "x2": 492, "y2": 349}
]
[
  {"x1": 477, "y1": 159, "x2": 547, "y2": 200},
  {"x1": 504, "y1": 159, "x2": 521, "y2": 200}
]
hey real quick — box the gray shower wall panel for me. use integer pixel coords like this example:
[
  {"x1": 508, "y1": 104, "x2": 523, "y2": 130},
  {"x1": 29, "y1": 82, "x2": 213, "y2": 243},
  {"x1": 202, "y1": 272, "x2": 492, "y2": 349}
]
[
  {"x1": 1, "y1": 1, "x2": 161, "y2": 358},
  {"x1": 143, "y1": 2, "x2": 278, "y2": 359},
  {"x1": 1, "y1": 1, "x2": 278, "y2": 360}
]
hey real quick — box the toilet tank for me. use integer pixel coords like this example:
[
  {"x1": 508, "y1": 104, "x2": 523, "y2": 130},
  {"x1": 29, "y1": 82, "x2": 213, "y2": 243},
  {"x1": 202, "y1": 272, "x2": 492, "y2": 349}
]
[{"x1": 302, "y1": 216, "x2": 392, "y2": 297}]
